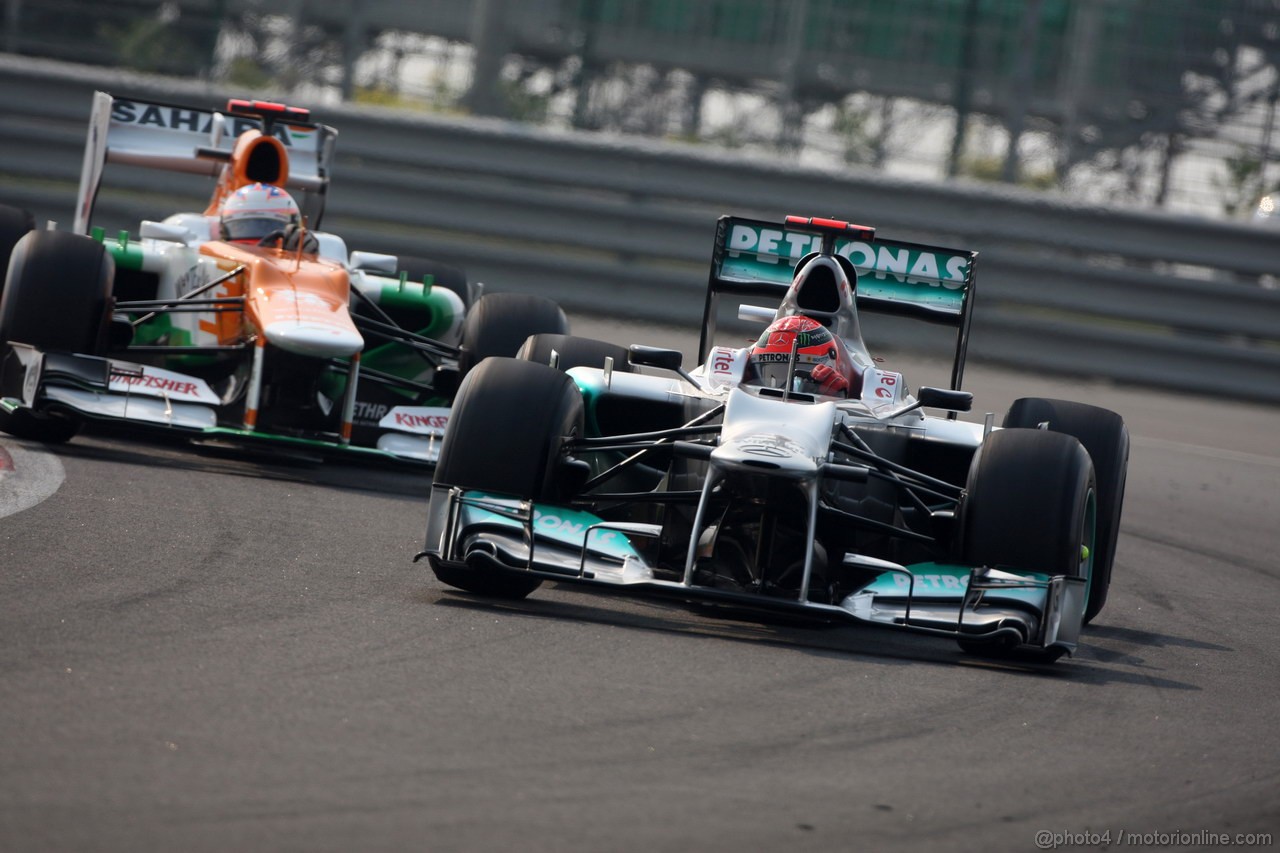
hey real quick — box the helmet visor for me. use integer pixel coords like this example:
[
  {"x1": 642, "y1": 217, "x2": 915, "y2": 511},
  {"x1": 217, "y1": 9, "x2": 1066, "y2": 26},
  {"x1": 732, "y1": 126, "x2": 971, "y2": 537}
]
[{"x1": 223, "y1": 216, "x2": 288, "y2": 242}]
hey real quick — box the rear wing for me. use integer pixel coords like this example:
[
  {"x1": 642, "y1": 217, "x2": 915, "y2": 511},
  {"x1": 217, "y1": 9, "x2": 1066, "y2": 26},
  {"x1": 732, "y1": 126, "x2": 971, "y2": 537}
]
[
  {"x1": 700, "y1": 215, "x2": 979, "y2": 391},
  {"x1": 74, "y1": 91, "x2": 338, "y2": 234}
]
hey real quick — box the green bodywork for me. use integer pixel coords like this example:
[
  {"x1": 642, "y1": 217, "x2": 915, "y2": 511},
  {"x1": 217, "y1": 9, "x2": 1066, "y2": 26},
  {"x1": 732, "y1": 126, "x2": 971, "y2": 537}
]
[{"x1": 97, "y1": 228, "x2": 462, "y2": 395}]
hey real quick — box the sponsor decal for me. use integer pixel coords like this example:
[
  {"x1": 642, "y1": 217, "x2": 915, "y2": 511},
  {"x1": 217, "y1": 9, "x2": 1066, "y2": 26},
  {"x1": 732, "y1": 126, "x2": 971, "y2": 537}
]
[
  {"x1": 379, "y1": 406, "x2": 450, "y2": 435},
  {"x1": 107, "y1": 365, "x2": 218, "y2": 404},
  {"x1": 727, "y1": 223, "x2": 968, "y2": 286},
  {"x1": 861, "y1": 369, "x2": 903, "y2": 406},
  {"x1": 109, "y1": 100, "x2": 307, "y2": 147},
  {"x1": 530, "y1": 508, "x2": 640, "y2": 557},
  {"x1": 353, "y1": 402, "x2": 388, "y2": 423},
  {"x1": 394, "y1": 412, "x2": 448, "y2": 430},
  {"x1": 892, "y1": 572, "x2": 968, "y2": 591},
  {"x1": 737, "y1": 433, "x2": 807, "y2": 458},
  {"x1": 112, "y1": 373, "x2": 200, "y2": 396},
  {"x1": 710, "y1": 347, "x2": 737, "y2": 376},
  {"x1": 705, "y1": 346, "x2": 744, "y2": 390},
  {"x1": 175, "y1": 264, "x2": 211, "y2": 299},
  {"x1": 751, "y1": 352, "x2": 802, "y2": 364}
]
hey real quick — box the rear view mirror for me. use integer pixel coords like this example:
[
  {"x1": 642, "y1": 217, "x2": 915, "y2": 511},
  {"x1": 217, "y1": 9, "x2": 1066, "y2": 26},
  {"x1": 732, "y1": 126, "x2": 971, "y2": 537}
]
[
  {"x1": 628, "y1": 345, "x2": 683, "y2": 371},
  {"x1": 737, "y1": 304, "x2": 775, "y2": 324},
  {"x1": 916, "y1": 386, "x2": 973, "y2": 412},
  {"x1": 138, "y1": 220, "x2": 193, "y2": 244}
]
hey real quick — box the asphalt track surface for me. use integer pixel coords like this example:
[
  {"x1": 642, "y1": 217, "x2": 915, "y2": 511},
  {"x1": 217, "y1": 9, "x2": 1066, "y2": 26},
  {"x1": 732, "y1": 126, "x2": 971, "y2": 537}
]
[{"x1": 1, "y1": 317, "x2": 1278, "y2": 852}]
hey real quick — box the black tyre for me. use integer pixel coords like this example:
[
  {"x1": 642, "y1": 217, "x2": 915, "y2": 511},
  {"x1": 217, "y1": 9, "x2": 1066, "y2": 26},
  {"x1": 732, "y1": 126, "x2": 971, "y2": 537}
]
[
  {"x1": 1004, "y1": 398, "x2": 1128, "y2": 623},
  {"x1": 963, "y1": 428, "x2": 1095, "y2": 578},
  {"x1": 0, "y1": 406, "x2": 80, "y2": 444},
  {"x1": 435, "y1": 358, "x2": 583, "y2": 502},
  {"x1": 431, "y1": 357, "x2": 585, "y2": 598},
  {"x1": 457, "y1": 293, "x2": 569, "y2": 377},
  {"x1": 0, "y1": 231, "x2": 114, "y2": 444},
  {"x1": 397, "y1": 255, "x2": 471, "y2": 310},
  {"x1": 516, "y1": 333, "x2": 634, "y2": 373},
  {"x1": 958, "y1": 428, "x2": 1096, "y2": 658},
  {"x1": 1, "y1": 230, "x2": 113, "y2": 355},
  {"x1": 0, "y1": 205, "x2": 35, "y2": 297}
]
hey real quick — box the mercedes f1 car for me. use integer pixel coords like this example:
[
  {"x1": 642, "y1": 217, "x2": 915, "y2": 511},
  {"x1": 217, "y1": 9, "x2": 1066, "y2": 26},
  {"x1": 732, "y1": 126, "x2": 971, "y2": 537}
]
[
  {"x1": 418, "y1": 215, "x2": 1130, "y2": 661},
  {"x1": 0, "y1": 92, "x2": 568, "y2": 462}
]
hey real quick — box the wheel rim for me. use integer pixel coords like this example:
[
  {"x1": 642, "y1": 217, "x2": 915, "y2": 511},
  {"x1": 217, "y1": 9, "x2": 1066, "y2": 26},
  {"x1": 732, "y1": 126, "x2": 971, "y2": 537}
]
[{"x1": 1079, "y1": 487, "x2": 1097, "y2": 601}]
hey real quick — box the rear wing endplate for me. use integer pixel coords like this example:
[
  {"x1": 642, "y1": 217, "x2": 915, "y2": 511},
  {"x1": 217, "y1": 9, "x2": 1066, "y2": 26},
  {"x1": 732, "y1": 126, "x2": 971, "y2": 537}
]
[
  {"x1": 700, "y1": 215, "x2": 979, "y2": 391},
  {"x1": 74, "y1": 91, "x2": 338, "y2": 234}
]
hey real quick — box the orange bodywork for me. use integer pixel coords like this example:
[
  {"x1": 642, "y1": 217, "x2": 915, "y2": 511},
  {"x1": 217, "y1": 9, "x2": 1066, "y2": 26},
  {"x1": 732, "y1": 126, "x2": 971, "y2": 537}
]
[
  {"x1": 198, "y1": 241, "x2": 364, "y2": 358},
  {"x1": 202, "y1": 129, "x2": 291, "y2": 217},
  {"x1": 191, "y1": 104, "x2": 363, "y2": 358}
]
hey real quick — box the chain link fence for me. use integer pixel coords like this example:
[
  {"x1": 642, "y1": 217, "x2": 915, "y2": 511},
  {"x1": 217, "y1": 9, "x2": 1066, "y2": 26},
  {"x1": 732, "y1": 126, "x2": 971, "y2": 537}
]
[{"x1": 3, "y1": 0, "x2": 1279, "y2": 219}]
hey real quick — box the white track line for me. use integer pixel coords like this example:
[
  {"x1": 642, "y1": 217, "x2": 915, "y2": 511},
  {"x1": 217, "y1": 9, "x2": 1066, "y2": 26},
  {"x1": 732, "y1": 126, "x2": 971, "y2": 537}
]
[{"x1": 0, "y1": 441, "x2": 66, "y2": 519}]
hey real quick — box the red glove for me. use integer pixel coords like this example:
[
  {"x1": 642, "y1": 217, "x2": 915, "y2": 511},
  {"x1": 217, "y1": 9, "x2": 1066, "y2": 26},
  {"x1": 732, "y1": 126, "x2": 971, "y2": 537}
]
[{"x1": 810, "y1": 363, "x2": 849, "y2": 396}]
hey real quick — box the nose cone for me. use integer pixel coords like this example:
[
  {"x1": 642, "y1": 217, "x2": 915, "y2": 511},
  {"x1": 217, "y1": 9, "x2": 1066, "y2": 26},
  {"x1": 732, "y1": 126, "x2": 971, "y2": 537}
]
[
  {"x1": 262, "y1": 319, "x2": 364, "y2": 357},
  {"x1": 252, "y1": 268, "x2": 364, "y2": 357}
]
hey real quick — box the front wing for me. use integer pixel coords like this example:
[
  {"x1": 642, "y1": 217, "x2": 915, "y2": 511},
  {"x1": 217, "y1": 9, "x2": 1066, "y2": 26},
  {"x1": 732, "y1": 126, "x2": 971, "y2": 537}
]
[
  {"x1": 0, "y1": 344, "x2": 447, "y2": 464},
  {"x1": 418, "y1": 487, "x2": 1087, "y2": 656}
]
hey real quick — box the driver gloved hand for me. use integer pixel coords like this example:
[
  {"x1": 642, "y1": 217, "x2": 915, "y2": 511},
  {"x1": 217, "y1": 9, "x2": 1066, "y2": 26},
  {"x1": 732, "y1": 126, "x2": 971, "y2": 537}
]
[{"x1": 811, "y1": 363, "x2": 849, "y2": 396}]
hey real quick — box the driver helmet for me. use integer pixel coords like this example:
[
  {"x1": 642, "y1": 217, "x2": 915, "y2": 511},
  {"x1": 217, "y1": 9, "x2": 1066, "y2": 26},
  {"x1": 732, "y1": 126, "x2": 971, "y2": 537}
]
[
  {"x1": 220, "y1": 182, "x2": 299, "y2": 243},
  {"x1": 743, "y1": 315, "x2": 851, "y2": 397}
]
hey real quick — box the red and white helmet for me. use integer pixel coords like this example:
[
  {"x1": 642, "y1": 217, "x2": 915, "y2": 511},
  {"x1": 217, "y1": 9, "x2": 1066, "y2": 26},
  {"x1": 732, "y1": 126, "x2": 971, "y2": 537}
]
[
  {"x1": 743, "y1": 315, "x2": 852, "y2": 397},
  {"x1": 220, "y1": 182, "x2": 299, "y2": 243}
]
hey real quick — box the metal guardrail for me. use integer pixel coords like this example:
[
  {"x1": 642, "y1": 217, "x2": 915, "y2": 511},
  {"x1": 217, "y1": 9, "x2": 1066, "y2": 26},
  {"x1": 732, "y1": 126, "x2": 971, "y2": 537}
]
[{"x1": 2, "y1": 54, "x2": 1279, "y2": 403}]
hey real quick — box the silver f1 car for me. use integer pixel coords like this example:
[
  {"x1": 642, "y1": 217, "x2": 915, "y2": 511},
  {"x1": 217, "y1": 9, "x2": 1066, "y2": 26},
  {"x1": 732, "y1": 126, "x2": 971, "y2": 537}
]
[
  {"x1": 418, "y1": 215, "x2": 1130, "y2": 662},
  {"x1": 0, "y1": 92, "x2": 567, "y2": 462}
]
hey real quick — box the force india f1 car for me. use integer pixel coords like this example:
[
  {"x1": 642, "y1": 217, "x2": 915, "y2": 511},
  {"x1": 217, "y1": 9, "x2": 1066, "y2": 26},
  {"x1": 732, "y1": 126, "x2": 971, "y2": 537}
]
[
  {"x1": 0, "y1": 92, "x2": 568, "y2": 462},
  {"x1": 418, "y1": 215, "x2": 1130, "y2": 662}
]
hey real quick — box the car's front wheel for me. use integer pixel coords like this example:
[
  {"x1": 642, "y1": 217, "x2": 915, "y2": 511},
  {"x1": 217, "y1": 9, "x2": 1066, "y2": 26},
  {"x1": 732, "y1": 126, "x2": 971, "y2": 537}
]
[
  {"x1": 429, "y1": 357, "x2": 585, "y2": 599},
  {"x1": 1003, "y1": 398, "x2": 1128, "y2": 623},
  {"x1": 0, "y1": 205, "x2": 34, "y2": 300},
  {"x1": 0, "y1": 231, "x2": 114, "y2": 443},
  {"x1": 957, "y1": 428, "x2": 1096, "y2": 659}
]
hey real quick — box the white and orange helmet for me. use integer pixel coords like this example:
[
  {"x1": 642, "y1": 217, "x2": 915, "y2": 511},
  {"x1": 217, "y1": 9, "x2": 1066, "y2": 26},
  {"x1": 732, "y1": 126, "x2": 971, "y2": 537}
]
[{"x1": 220, "y1": 182, "x2": 299, "y2": 243}]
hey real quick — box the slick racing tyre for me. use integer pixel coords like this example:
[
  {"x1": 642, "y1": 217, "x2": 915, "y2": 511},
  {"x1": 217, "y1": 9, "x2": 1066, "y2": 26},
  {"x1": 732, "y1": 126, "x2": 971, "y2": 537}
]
[
  {"x1": 1, "y1": 230, "x2": 113, "y2": 355},
  {"x1": 0, "y1": 231, "x2": 114, "y2": 443},
  {"x1": 0, "y1": 205, "x2": 34, "y2": 297},
  {"x1": 396, "y1": 255, "x2": 472, "y2": 311},
  {"x1": 457, "y1": 293, "x2": 569, "y2": 378},
  {"x1": 516, "y1": 333, "x2": 634, "y2": 374},
  {"x1": 430, "y1": 358, "x2": 585, "y2": 599},
  {"x1": 435, "y1": 358, "x2": 584, "y2": 502},
  {"x1": 1003, "y1": 397, "x2": 1128, "y2": 624},
  {"x1": 958, "y1": 428, "x2": 1096, "y2": 659},
  {"x1": 0, "y1": 406, "x2": 80, "y2": 444}
]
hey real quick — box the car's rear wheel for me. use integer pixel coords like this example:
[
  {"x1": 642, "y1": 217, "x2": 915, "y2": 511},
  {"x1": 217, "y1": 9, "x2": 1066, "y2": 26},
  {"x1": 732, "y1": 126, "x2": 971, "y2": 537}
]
[
  {"x1": 957, "y1": 428, "x2": 1096, "y2": 659},
  {"x1": 457, "y1": 293, "x2": 568, "y2": 377},
  {"x1": 0, "y1": 231, "x2": 114, "y2": 443},
  {"x1": 517, "y1": 333, "x2": 634, "y2": 374},
  {"x1": 430, "y1": 357, "x2": 585, "y2": 599},
  {"x1": 1003, "y1": 397, "x2": 1128, "y2": 623}
]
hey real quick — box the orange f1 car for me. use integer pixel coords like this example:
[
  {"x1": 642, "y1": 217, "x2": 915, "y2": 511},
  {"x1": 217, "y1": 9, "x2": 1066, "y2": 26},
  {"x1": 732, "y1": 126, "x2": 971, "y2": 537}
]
[{"x1": 0, "y1": 92, "x2": 567, "y2": 462}]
